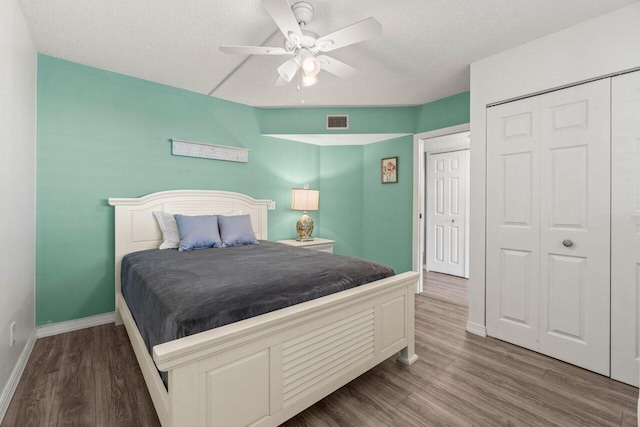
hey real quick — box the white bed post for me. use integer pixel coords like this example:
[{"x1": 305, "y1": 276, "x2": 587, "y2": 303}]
[
  {"x1": 397, "y1": 282, "x2": 419, "y2": 365},
  {"x1": 169, "y1": 365, "x2": 199, "y2": 427},
  {"x1": 114, "y1": 253, "x2": 123, "y2": 325}
]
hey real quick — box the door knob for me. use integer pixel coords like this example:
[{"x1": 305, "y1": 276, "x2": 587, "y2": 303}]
[
  {"x1": 562, "y1": 239, "x2": 573, "y2": 247},
  {"x1": 452, "y1": 219, "x2": 455, "y2": 223}
]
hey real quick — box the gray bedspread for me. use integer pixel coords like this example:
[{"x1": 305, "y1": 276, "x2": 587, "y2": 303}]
[{"x1": 121, "y1": 241, "x2": 394, "y2": 386}]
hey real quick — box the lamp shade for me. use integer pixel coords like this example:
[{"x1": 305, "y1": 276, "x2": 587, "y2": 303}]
[
  {"x1": 278, "y1": 58, "x2": 299, "y2": 82},
  {"x1": 291, "y1": 188, "x2": 319, "y2": 211}
]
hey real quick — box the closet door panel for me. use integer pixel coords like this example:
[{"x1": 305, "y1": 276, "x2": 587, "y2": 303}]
[
  {"x1": 539, "y1": 79, "x2": 611, "y2": 376},
  {"x1": 611, "y1": 70, "x2": 640, "y2": 386},
  {"x1": 486, "y1": 98, "x2": 540, "y2": 351}
]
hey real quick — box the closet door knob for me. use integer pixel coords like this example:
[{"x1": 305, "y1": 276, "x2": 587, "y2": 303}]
[{"x1": 562, "y1": 239, "x2": 573, "y2": 247}]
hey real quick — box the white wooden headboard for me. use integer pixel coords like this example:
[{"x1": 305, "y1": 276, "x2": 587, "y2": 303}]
[{"x1": 108, "y1": 190, "x2": 272, "y2": 295}]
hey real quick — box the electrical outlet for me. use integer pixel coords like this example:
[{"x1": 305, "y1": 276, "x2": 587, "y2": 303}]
[
  {"x1": 268, "y1": 201, "x2": 276, "y2": 210},
  {"x1": 10, "y1": 322, "x2": 16, "y2": 347}
]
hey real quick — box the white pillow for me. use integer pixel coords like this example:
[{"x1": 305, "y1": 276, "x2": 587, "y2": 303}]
[{"x1": 153, "y1": 211, "x2": 180, "y2": 249}]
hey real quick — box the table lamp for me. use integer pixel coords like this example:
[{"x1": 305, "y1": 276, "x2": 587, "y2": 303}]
[{"x1": 291, "y1": 186, "x2": 319, "y2": 241}]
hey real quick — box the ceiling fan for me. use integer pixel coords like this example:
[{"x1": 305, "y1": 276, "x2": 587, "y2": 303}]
[{"x1": 219, "y1": 0, "x2": 382, "y2": 88}]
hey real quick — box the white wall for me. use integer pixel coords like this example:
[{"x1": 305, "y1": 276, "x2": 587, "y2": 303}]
[
  {"x1": 468, "y1": 2, "x2": 640, "y2": 334},
  {"x1": 0, "y1": 0, "x2": 37, "y2": 416}
]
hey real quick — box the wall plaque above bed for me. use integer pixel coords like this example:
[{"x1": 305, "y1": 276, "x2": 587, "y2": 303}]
[{"x1": 171, "y1": 138, "x2": 249, "y2": 163}]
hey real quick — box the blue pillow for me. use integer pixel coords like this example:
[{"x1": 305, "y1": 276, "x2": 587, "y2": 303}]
[
  {"x1": 174, "y1": 214, "x2": 221, "y2": 251},
  {"x1": 218, "y1": 215, "x2": 258, "y2": 247}
]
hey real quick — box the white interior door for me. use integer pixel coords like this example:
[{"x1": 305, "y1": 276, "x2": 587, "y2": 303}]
[
  {"x1": 426, "y1": 150, "x2": 467, "y2": 277},
  {"x1": 486, "y1": 79, "x2": 611, "y2": 375},
  {"x1": 538, "y1": 79, "x2": 610, "y2": 376},
  {"x1": 486, "y1": 97, "x2": 541, "y2": 351},
  {"x1": 611, "y1": 70, "x2": 640, "y2": 386}
]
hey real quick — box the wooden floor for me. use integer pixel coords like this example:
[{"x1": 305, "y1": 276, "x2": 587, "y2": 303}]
[{"x1": 3, "y1": 271, "x2": 638, "y2": 426}]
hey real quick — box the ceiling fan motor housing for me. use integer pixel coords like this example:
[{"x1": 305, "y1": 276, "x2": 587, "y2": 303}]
[
  {"x1": 284, "y1": 30, "x2": 319, "y2": 52},
  {"x1": 292, "y1": 2, "x2": 314, "y2": 26}
]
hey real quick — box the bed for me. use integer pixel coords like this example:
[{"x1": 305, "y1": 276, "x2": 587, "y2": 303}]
[{"x1": 108, "y1": 190, "x2": 419, "y2": 427}]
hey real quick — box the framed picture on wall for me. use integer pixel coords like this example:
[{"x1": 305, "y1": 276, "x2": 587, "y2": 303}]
[{"x1": 381, "y1": 156, "x2": 398, "y2": 183}]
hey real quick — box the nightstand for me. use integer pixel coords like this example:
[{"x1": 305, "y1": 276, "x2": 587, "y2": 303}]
[{"x1": 276, "y1": 237, "x2": 335, "y2": 254}]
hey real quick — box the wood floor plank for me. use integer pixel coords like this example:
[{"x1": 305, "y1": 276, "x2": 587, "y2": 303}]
[
  {"x1": 395, "y1": 391, "x2": 479, "y2": 427},
  {"x1": 113, "y1": 325, "x2": 159, "y2": 426},
  {"x1": 327, "y1": 383, "x2": 402, "y2": 426},
  {"x1": 376, "y1": 359, "x2": 525, "y2": 426},
  {"x1": 4, "y1": 271, "x2": 637, "y2": 426},
  {"x1": 542, "y1": 367, "x2": 638, "y2": 415},
  {"x1": 395, "y1": 371, "x2": 512, "y2": 426},
  {"x1": 23, "y1": 335, "x2": 66, "y2": 380},
  {"x1": 621, "y1": 411, "x2": 636, "y2": 426},
  {"x1": 450, "y1": 353, "x2": 622, "y2": 426},
  {"x1": 343, "y1": 366, "x2": 413, "y2": 407},
  {"x1": 1, "y1": 334, "x2": 68, "y2": 427},
  {"x1": 282, "y1": 389, "x2": 363, "y2": 426},
  {"x1": 49, "y1": 329, "x2": 96, "y2": 426},
  {"x1": 94, "y1": 324, "x2": 137, "y2": 427},
  {"x1": 1, "y1": 373, "x2": 58, "y2": 427}
]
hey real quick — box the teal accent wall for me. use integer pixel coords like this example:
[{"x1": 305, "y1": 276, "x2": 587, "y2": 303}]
[
  {"x1": 318, "y1": 146, "x2": 364, "y2": 257},
  {"x1": 362, "y1": 136, "x2": 414, "y2": 273},
  {"x1": 36, "y1": 56, "x2": 320, "y2": 325},
  {"x1": 415, "y1": 91, "x2": 470, "y2": 133},
  {"x1": 36, "y1": 55, "x2": 469, "y2": 325}
]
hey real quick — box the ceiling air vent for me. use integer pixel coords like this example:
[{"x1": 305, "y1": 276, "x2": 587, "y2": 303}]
[{"x1": 326, "y1": 115, "x2": 349, "y2": 130}]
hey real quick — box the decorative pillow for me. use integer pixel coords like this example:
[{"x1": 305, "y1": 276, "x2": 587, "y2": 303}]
[
  {"x1": 174, "y1": 214, "x2": 221, "y2": 251},
  {"x1": 153, "y1": 211, "x2": 180, "y2": 250},
  {"x1": 218, "y1": 214, "x2": 258, "y2": 247}
]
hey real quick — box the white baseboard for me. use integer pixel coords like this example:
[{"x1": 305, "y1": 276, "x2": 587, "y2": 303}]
[
  {"x1": 36, "y1": 311, "x2": 116, "y2": 338},
  {"x1": 465, "y1": 321, "x2": 487, "y2": 337},
  {"x1": 0, "y1": 329, "x2": 37, "y2": 423}
]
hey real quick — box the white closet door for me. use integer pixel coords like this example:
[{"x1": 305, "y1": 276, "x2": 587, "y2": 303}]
[
  {"x1": 486, "y1": 97, "x2": 541, "y2": 351},
  {"x1": 426, "y1": 150, "x2": 467, "y2": 277},
  {"x1": 611, "y1": 70, "x2": 640, "y2": 386},
  {"x1": 538, "y1": 79, "x2": 611, "y2": 376},
  {"x1": 487, "y1": 79, "x2": 611, "y2": 375}
]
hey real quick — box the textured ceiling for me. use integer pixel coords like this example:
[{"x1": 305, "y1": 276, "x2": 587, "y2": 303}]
[{"x1": 17, "y1": 0, "x2": 638, "y2": 107}]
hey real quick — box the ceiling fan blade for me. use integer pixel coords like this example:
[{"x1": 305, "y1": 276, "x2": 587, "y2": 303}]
[
  {"x1": 315, "y1": 17, "x2": 382, "y2": 52},
  {"x1": 275, "y1": 76, "x2": 289, "y2": 86},
  {"x1": 219, "y1": 45, "x2": 290, "y2": 55},
  {"x1": 277, "y1": 58, "x2": 299, "y2": 82},
  {"x1": 316, "y1": 55, "x2": 359, "y2": 79},
  {"x1": 262, "y1": 0, "x2": 303, "y2": 44}
]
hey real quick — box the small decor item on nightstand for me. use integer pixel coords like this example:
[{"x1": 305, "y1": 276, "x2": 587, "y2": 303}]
[
  {"x1": 381, "y1": 156, "x2": 398, "y2": 183},
  {"x1": 291, "y1": 185, "x2": 319, "y2": 241}
]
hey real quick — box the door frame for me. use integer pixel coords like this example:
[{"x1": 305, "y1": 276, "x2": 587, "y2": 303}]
[{"x1": 413, "y1": 123, "x2": 470, "y2": 293}]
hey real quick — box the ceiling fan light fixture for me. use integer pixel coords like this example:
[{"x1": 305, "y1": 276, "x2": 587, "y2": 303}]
[
  {"x1": 220, "y1": 0, "x2": 379, "y2": 90},
  {"x1": 301, "y1": 54, "x2": 321, "y2": 77},
  {"x1": 278, "y1": 58, "x2": 299, "y2": 82},
  {"x1": 302, "y1": 74, "x2": 318, "y2": 87}
]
